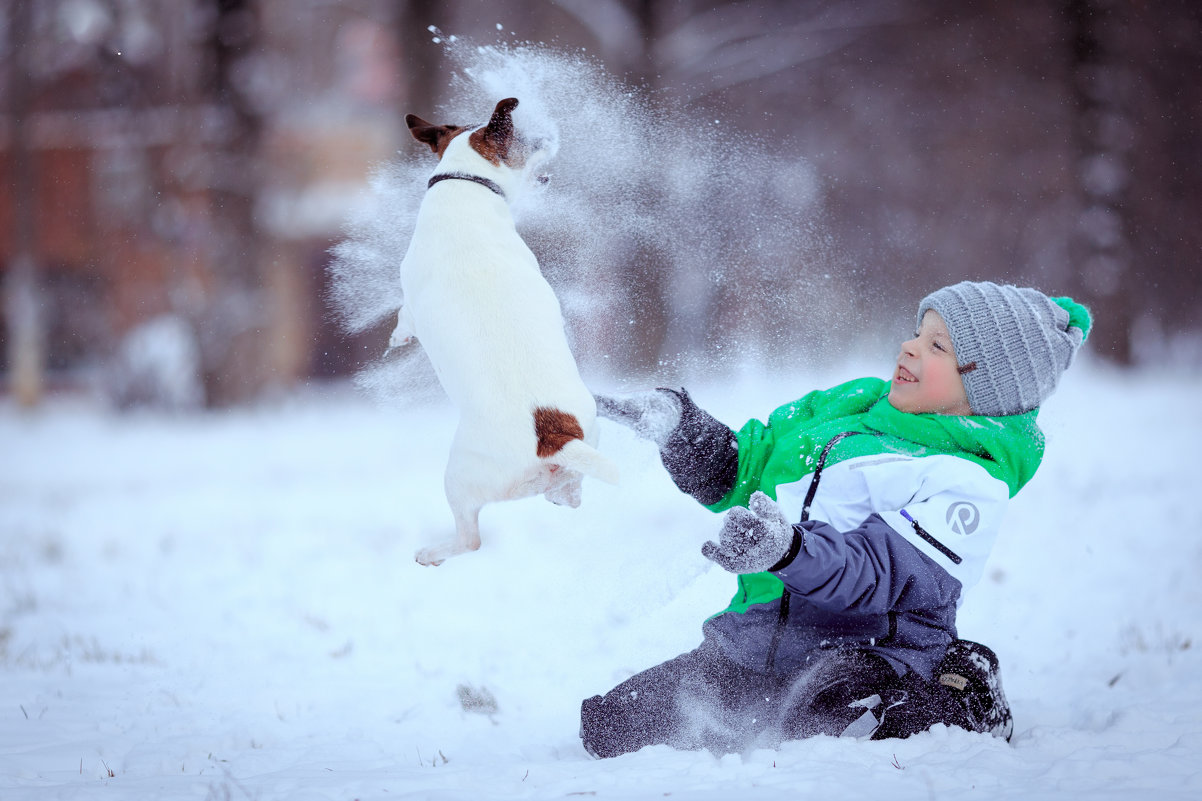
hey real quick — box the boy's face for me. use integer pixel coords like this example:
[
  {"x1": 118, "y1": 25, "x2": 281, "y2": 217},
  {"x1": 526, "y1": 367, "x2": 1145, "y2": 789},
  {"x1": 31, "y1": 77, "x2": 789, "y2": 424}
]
[{"x1": 889, "y1": 310, "x2": 973, "y2": 416}]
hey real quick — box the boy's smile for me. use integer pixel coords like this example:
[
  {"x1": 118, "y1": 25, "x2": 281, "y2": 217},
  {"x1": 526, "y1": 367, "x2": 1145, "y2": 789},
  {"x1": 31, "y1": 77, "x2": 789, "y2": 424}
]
[{"x1": 889, "y1": 310, "x2": 973, "y2": 416}]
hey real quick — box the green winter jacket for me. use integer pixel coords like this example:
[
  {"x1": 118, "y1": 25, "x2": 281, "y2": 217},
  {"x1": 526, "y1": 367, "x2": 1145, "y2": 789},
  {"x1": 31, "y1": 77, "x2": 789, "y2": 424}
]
[{"x1": 706, "y1": 377, "x2": 1045, "y2": 616}]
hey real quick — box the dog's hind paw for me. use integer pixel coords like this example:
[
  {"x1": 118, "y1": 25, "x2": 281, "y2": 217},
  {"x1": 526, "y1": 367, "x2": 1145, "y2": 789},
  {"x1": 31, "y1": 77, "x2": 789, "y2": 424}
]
[
  {"x1": 414, "y1": 539, "x2": 480, "y2": 566},
  {"x1": 414, "y1": 547, "x2": 447, "y2": 567}
]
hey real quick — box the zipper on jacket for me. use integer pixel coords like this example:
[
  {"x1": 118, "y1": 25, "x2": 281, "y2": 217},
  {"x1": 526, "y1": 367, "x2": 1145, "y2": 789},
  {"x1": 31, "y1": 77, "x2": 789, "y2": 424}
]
[
  {"x1": 900, "y1": 509, "x2": 963, "y2": 565},
  {"x1": 765, "y1": 430, "x2": 868, "y2": 672},
  {"x1": 764, "y1": 592, "x2": 790, "y2": 672},
  {"x1": 799, "y1": 431, "x2": 867, "y2": 523}
]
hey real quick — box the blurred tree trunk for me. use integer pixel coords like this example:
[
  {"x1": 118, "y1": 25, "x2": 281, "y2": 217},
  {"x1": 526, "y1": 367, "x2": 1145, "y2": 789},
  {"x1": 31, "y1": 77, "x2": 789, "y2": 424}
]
[
  {"x1": 201, "y1": 0, "x2": 268, "y2": 404},
  {"x1": 552, "y1": 0, "x2": 903, "y2": 375},
  {"x1": 4, "y1": 0, "x2": 44, "y2": 407},
  {"x1": 1066, "y1": 0, "x2": 1134, "y2": 363},
  {"x1": 624, "y1": 0, "x2": 671, "y2": 374},
  {"x1": 543, "y1": 0, "x2": 671, "y2": 374},
  {"x1": 395, "y1": 0, "x2": 444, "y2": 115}
]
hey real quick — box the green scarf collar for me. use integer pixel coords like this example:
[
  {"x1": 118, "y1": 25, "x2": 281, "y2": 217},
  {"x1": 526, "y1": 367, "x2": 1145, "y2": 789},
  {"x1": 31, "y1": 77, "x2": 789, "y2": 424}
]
[{"x1": 861, "y1": 389, "x2": 1044, "y2": 497}]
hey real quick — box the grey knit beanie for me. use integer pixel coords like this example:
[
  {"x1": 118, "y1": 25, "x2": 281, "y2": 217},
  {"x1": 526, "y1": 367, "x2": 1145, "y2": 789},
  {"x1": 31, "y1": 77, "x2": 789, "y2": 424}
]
[{"x1": 918, "y1": 281, "x2": 1093, "y2": 416}]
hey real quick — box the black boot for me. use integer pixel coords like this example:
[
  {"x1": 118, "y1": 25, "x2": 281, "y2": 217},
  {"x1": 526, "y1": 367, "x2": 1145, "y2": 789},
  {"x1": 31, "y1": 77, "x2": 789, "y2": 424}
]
[{"x1": 936, "y1": 639, "x2": 1014, "y2": 740}]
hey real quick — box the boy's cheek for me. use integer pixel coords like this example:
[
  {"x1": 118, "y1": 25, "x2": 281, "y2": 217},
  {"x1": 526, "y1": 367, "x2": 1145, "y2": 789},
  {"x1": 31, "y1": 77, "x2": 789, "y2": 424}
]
[{"x1": 887, "y1": 383, "x2": 916, "y2": 411}]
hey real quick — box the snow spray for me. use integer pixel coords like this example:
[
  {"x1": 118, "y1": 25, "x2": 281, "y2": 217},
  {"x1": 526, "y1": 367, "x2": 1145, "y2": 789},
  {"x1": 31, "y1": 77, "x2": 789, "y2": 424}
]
[{"x1": 330, "y1": 31, "x2": 838, "y2": 404}]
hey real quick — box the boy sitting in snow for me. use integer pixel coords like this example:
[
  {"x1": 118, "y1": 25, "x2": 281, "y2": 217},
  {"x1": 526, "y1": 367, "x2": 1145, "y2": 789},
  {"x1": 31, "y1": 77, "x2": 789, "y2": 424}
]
[{"x1": 581, "y1": 281, "x2": 1092, "y2": 757}]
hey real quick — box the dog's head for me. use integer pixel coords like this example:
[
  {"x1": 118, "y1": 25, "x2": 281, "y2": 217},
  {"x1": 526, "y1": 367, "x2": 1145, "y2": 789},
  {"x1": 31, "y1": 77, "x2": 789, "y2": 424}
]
[{"x1": 406, "y1": 98, "x2": 550, "y2": 184}]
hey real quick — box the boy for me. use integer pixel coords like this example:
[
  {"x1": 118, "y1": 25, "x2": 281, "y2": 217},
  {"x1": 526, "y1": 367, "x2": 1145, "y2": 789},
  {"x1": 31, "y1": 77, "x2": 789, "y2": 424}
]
[{"x1": 581, "y1": 281, "x2": 1092, "y2": 757}]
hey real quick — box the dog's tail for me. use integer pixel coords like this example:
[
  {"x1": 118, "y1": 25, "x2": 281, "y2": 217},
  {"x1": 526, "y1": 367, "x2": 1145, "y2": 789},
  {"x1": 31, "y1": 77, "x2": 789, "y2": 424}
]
[
  {"x1": 553, "y1": 439, "x2": 621, "y2": 485},
  {"x1": 534, "y1": 407, "x2": 620, "y2": 485}
]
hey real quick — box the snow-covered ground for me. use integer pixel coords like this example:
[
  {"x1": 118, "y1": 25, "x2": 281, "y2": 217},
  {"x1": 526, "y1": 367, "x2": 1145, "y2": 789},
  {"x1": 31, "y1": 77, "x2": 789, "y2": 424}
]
[{"x1": 2, "y1": 361, "x2": 1200, "y2": 800}]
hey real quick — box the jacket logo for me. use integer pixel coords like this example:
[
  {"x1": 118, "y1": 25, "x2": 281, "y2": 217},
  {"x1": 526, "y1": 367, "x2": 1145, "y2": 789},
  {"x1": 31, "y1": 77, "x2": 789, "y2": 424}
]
[{"x1": 946, "y1": 502, "x2": 980, "y2": 535}]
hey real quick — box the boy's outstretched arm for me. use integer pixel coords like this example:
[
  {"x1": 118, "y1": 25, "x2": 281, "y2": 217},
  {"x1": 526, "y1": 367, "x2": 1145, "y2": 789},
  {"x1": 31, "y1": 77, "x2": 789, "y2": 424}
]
[
  {"x1": 704, "y1": 492, "x2": 961, "y2": 620},
  {"x1": 596, "y1": 388, "x2": 738, "y2": 506},
  {"x1": 701, "y1": 491, "x2": 798, "y2": 573}
]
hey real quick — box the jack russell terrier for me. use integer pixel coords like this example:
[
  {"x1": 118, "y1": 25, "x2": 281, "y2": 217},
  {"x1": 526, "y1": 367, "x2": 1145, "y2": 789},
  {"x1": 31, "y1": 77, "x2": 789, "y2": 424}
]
[{"x1": 391, "y1": 97, "x2": 619, "y2": 566}]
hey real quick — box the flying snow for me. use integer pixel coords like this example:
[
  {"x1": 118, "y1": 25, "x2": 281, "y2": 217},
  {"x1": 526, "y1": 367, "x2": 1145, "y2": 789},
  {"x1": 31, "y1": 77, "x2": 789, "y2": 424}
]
[{"x1": 328, "y1": 35, "x2": 836, "y2": 406}]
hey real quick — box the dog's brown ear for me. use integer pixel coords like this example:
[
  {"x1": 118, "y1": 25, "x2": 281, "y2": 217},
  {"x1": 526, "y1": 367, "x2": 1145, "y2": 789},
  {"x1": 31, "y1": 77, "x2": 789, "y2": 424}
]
[
  {"x1": 406, "y1": 114, "x2": 440, "y2": 151},
  {"x1": 407, "y1": 114, "x2": 465, "y2": 155},
  {"x1": 490, "y1": 97, "x2": 519, "y2": 121},
  {"x1": 470, "y1": 98, "x2": 519, "y2": 165},
  {"x1": 484, "y1": 98, "x2": 518, "y2": 140}
]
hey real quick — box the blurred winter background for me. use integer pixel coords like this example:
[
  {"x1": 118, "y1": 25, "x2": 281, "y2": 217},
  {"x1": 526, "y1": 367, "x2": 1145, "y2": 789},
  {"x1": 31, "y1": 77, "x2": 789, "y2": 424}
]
[
  {"x1": 3, "y1": 2, "x2": 1202, "y2": 798},
  {"x1": 2, "y1": 0, "x2": 1200, "y2": 409}
]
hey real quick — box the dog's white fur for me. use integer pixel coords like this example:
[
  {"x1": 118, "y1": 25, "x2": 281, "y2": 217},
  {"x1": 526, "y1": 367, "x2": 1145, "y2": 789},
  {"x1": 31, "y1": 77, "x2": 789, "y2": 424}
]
[{"x1": 392, "y1": 98, "x2": 619, "y2": 566}]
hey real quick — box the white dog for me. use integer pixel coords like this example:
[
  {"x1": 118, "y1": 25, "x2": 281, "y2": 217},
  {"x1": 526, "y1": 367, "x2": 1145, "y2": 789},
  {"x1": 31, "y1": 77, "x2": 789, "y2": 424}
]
[{"x1": 392, "y1": 97, "x2": 619, "y2": 566}]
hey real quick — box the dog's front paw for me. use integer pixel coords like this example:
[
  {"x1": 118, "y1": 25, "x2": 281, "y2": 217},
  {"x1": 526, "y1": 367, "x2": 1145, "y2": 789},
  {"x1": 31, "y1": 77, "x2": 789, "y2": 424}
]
[
  {"x1": 388, "y1": 306, "x2": 417, "y2": 352},
  {"x1": 387, "y1": 334, "x2": 416, "y2": 353}
]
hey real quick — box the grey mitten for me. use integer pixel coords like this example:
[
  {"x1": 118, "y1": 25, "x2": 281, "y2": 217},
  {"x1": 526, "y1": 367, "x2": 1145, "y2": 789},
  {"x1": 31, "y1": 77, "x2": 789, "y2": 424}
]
[
  {"x1": 702, "y1": 491, "x2": 799, "y2": 574},
  {"x1": 595, "y1": 389, "x2": 683, "y2": 447}
]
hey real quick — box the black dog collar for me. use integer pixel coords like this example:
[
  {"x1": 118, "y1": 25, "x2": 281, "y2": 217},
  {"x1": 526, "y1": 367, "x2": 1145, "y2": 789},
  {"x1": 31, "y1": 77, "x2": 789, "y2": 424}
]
[{"x1": 427, "y1": 172, "x2": 506, "y2": 199}]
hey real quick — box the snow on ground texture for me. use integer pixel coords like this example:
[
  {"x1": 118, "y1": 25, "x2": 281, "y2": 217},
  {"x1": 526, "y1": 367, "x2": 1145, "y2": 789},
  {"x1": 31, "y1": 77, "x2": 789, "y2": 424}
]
[{"x1": 1, "y1": 364, "x2": 1200, "y2": 800}]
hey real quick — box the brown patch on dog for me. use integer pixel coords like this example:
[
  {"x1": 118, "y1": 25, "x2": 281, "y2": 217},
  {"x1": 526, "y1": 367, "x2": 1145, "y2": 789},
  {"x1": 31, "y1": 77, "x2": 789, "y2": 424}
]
[
  {"x1": 469, "y1": 97, "x2": 520, "y2": 166},
  {"x1": 406, "y1": 114, "x2": 469, "y2": 157},
  {"x1": 533, "y1": 406, "x2": 584, "y2": 458}
]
